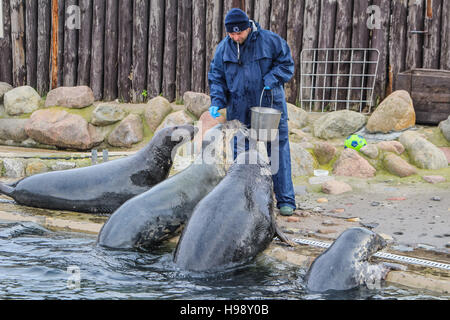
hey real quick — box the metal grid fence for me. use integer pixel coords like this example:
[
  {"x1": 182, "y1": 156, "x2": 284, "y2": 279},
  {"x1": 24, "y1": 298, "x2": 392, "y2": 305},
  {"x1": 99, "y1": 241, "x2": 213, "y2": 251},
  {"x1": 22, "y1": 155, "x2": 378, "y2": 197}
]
[{"x1": 300, "y1": 48, "x2": 380, "y2": 114}]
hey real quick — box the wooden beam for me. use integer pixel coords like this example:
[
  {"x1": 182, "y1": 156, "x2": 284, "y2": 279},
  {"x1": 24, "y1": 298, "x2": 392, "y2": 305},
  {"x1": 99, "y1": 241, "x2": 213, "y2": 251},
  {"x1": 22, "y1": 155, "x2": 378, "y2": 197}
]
[{"x1": 50, "y1": 0, "x2": 59, "y2": 89}]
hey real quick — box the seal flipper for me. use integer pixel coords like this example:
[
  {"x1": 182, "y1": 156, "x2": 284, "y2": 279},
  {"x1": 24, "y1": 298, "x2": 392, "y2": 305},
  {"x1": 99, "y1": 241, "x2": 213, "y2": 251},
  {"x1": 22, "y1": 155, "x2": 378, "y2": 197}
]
[
  {"x1": 0, "y1": 182, "x2": 15, "y2": 197},
  {"x1": 273, "y1": 221, "x2": 296, "y2": 247}
]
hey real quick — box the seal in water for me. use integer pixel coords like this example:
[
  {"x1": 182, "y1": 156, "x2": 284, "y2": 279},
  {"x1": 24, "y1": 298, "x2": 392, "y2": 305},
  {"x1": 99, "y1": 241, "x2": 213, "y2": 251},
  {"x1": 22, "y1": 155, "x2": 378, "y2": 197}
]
[
  {"x1": 173, "y1": 149, "x2": 288, "y2": 272},
  {"x1": 0, "y1": 125, "x2": 197, "y2": 214},
  {"x1": 305, "y1": 227, "x2": 405, "y2": 292},
  {"x1": 97, "y1": 120, "x2": 246, "y2": 250}
]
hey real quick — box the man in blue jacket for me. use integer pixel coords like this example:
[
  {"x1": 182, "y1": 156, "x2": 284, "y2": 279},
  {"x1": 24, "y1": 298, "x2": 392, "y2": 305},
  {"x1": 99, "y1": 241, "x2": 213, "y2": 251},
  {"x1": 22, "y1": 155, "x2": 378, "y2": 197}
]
[{"x1": 208, "y1": 8, "x2": 296, "y2": 216}]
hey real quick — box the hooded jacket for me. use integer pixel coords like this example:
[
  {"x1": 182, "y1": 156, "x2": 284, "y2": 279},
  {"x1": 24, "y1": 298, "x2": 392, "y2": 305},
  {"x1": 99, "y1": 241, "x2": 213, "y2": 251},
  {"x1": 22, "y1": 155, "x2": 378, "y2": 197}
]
[{"x1": 208, "y1": 21, "x2": 294, "y2": 127}]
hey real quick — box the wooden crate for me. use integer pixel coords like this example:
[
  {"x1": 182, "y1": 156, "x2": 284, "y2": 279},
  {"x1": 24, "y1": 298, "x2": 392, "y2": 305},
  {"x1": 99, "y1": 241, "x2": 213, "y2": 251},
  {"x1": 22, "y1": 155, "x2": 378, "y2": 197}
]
[{"x1": 396, "y1": 69, "x2": 450, "y2": 125}]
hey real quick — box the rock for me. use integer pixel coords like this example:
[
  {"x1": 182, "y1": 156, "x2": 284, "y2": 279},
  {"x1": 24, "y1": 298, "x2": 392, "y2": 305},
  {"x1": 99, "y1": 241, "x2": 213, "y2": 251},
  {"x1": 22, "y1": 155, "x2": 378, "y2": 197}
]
[
  {"x1": 333, "y1": 148, "x2": 376, "y2": 178},
  {"x1": 290, "y1": 142, "x2": 315, "y2": 177},
  {"x1": 359, "y1": 144, "x2": 379, "y2": 159},
  {"x1": 399, "y1": 131, "x2": 448, "y2": 169},
  {"x1": 439, "y1": 116, "x2": 450, "y2": 142},
  {"x1": 25, "y1": 109, "x2": 100, "y2": 150},
  {"x1": 316, "y1": 198, "x2": 328, "y2": 203},
  {"x1": 144, "y1": 96, "x2": 173, "y2": 132},
  {"x1": 44, "y1": 86, "x2": 94, "y2": 109},
  {"x1": 366, "y1": 90, "x2": 415, "y2": 133},
  {"x1": 107, "y1": 114, "x2": 144, "y2": 148},
  {"x1": 155, "y1": 110, "x2": 195, "y2": 132},
  {"x1": 3, "y1": 158, "x2": 25, "y2": 178},
  {"x1": 439, "y1": 147, "x2": 450, "y2": 164},
  {"x1": 26, "y1": 161, "x2": 49, "y2": 176},
  {"x1": 313, "y1": 141, "x2": 336, "y2": 165},
  {"x1": 0, "y1": 82, "x2": 13, "y2": 104},
  {"x1": 431, "y1": 196, "x2": 441, "y2": 201},
  {"x1": 383, "y1": 153, "x2": 418, "y2": 177},
  {"x1": 51, "y1": 162, "x2": 76, "y2": 171},
  {"x1": 4, "y1": 86, "x2": 41, "y2": 116},
  {"x1": 287, "y1": 103, "x2": 309, "y2": 129},
  {"x1": 376, "y1": 140, "x2": 405, "y2": 155},
  {"x1": 183, "y1": 91, "x2": 210, "y2": 118},
  {"x1": 322, "y1": 180, "x2": 353, "y2": 195},
  {"x1": 422, "y1": 175, "x2": 446, "y2": 184},
  {"x1": 287, "y1": 216, "x2": 301, "y2": 223},
  {"x1": 91, "y1": 103, "x2": 127, "y2": 126},
  {"x1": 0, "y1": 119, "x2": 29, "y2": 142},
  {"x1": 313, "y1": 110, "x2": 367, "y2": 139}
]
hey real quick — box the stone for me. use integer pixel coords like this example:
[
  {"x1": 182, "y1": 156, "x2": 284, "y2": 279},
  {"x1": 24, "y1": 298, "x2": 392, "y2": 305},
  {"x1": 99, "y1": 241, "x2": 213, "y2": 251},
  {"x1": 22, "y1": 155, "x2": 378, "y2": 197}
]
[
  {"x1": 287, "y1": 216, "x2": 301, "y2": 223},
  {"x1": 366, "y1": 90, "x2": 415, "y2": 133},
  {"x1": 332, "y1": 148, "x2": 376, "y2": 178},
  {"x1": 316, "y1": 198, "x2": 328, "y2": 203},
  {"x1": 322, "y1": 180, "x2": 353, "y2": 195},
  {"x1": 290, "y1": 142, "x2": 315, "y2": 177},
  {"x1": 313, "y1": 141, "x2": 336, "y2": 165},
  {"x1": 91, "y1": 103, "x2": 127, "y2": 126},
  {"x1": 107, "y1": 114, "x2": 144, "y2": 148},
  {"x1": 313, "y1": 110, "x2": 367, "y2": 139},
  {"x1": 155, "y1": 110, "x2": 195, "y2": 133},
  {"x1": 26, "y1": 161, "x2": 49, "y2": 176},
  {"x1": 376, "y1": 140, "x2": 405, "y2": 155},
  {"x1": 25, "y1": 109, "x2": 100, "y2": 150},
  {"x1": 359, "y1": 144, "x2": 379, "y2": 159},
  {"x1": 4, "y1": 86, "x2": 41, "y2": 116},
  {"x1": 439, "y1": 147, "x2": 450, "y2": 164},
  {"x1": 287, "y1": 103, "x2": 309, "y2": 129},
  {"x1": 51, "y1": 162, "x2": 76, "y2": 171},
  {"x1": 383, "y1": 153, "x2": 418, "y2": 178},
  {"x1": 3, "y1": 158, "x2": 25, "y2": 178},
  {"x1": 0, "y1": 82, "x2": 13, "y2": 103},
  {"x1": 183, "y1": 91, "x2": 211, "y2": 118},
  {"x1": 438, "y1": 115, "x2": 450, "y2": 142},
  {"x1": 399, "y1": 131, "x2": 448, "y2": 169},
  {"x1": 44, "y1": 86, "x2": 94, "y2": 109},
  {"x1": 0, "y1": 119, "x2": 29, "y2": 142},
  {"x1": 144, "y1": 96, "x2": 173, "y2": 132}
]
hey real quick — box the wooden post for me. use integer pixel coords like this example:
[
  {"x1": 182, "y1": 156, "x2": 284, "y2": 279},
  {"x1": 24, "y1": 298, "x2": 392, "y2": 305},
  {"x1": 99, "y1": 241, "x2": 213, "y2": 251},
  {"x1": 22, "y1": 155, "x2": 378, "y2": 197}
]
[
  {"x1": 270, "y1": 0, "x2": 288, "y2": 40},
  {"x1": 441, "y1": 1, "x2": 450, "y2": 70},
  {"x1": 10, "y1": 0, "x2": 26, "y2": 87},
  {"x1": 132, "y1": 0, "x2": 148, "y2": 102},
  {"x1": 253, "y1": 0, "x2": 270, "y2": 30},
  {"x1": 205, "y1": 0, "x2": 223, "y2": 95},
  {"x1": 245, "y1": 0, "x2": 255, "y2": 19},
  {"x1": 103, "y1": 0, "x2": 118, "y2": 101},
  {"x1": 389, "y1": 0, "x2": 408, "y2": 93},
  {"x1": 191, "y1": 0, "x2": 206, "y2": 93},
  {"x1": 90, "y1": 0, "x2": 105, "y2": 100},
  {"x1": 56, "y1": 0, "x2": 65, "y2": 87},
  {"x1": 63, "y1": 0, "x2": 79, "y2": 87},
  {"x1": 50, "y1": 0, "x2": 59, "y2": 89},
  {"x1": 285, "y1": 0, "x2": 305, "y2": 104},
  {"x1": 117, "y1": 0, "x2": 133, "y2": 102},
  {"x1": 0, "y1": 0, "x2": 12, "y2": 84},
  {"x1": 148, "y1": 0, "x2": 165, "y2": 98},
  {"x1": 0, "y1": 0, "x2": 3, "y2": 39},
  {"x1": 36, "y1": 0, "x2": 51, "y2": 95},
  {"x1": 77, "y1": 0, "x2": 92, "y2": 86},
  {"x1": 162, "y1": 0, "x2": 177, "y2": 102},
  {"x1": 423, "y1": 0, "x2": 442, "y2": 69},
  {"x1": 25, "y1": 0, "x2": 38, "y2": 88},
  {"x1": 176, "y1": 1, "x2": 192, "y2": 101},
  {"x1": 406, "y1": 0, "x2": 425, "y2": 70}
]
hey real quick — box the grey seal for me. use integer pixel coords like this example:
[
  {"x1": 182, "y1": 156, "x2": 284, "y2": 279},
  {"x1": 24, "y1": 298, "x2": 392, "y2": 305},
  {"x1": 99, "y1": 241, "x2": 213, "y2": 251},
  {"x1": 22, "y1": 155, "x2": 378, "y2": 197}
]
[
  {"x1": 0, "y1": 125, "x2": 197, "y2": 214},
  {"x1": 97, "y1": 120, "x2": 246, "y2": 250}
]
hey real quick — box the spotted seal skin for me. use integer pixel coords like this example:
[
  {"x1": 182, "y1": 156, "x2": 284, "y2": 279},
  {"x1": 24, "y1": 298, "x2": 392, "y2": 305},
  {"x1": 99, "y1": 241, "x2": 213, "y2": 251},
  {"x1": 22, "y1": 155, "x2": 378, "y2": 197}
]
[
  {"x1": 0, "y1": 125, "x2": 197, "y2": 214},
  {"x1": 305, "y1": 227, "x2": 400, "y2": 292},
  {"x1": 97, "y1": 120, "x2": 246, "y2": 250},
  {"x1": 173, "y1": 149, "x2": 278, "y2": 272}
]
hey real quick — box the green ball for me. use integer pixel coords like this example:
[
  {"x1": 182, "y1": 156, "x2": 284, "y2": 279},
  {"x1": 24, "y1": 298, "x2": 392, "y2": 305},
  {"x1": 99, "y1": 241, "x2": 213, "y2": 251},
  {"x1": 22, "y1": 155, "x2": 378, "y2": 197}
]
[{"x1": 345, "y1": 134, "x2": 367, "y2": 151}]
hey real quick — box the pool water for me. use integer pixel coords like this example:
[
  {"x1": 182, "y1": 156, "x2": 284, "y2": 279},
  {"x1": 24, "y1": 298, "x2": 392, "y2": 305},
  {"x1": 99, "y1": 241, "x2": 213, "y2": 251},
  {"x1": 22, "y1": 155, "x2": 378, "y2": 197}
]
[{"x1": 0, "y1": 220, "x2": 445, "y2": 300}]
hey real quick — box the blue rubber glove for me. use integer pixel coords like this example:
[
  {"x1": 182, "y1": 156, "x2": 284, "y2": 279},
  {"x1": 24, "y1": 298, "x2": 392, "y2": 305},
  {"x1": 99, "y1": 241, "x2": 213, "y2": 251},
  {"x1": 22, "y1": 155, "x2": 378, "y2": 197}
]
[
  {"x1": 209, "y1": 106, "x2": 220, "y2": 118},
  {"x1": 264, "y1": 86, "x2": 271, "y2": 90}
]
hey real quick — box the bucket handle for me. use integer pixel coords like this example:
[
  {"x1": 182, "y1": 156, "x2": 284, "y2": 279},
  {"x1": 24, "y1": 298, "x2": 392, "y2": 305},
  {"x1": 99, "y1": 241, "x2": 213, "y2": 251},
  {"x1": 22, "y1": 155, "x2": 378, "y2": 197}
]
[{"x1": 259, "y1": 87, "x2": 274, "y2": 109}]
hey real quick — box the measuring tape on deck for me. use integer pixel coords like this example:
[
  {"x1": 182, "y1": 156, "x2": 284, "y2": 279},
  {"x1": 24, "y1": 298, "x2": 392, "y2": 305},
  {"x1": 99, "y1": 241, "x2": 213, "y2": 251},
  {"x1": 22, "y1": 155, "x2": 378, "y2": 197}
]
[{"x1": 292, "y1": 238, "x2": 450, "y2": 271}]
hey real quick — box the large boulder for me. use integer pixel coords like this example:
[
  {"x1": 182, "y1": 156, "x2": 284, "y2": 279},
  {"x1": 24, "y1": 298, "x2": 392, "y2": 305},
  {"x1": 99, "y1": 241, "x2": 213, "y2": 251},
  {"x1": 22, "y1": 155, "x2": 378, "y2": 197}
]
[
  {"x1": 91, "y1": 103, "x2": 127, "y2": 126},
  {"x1": 366, "y1": 90, "x2": 415, "y2": 133},
  {"x1": 45, "y1": 86, "x2": 95, "y2": 109},
  {"x1": 184, "y1": 91, "x2": 211, "y2": 118},
  {"x1": 4, "y1": 86, "x2": 41, "y2": 116},
  {"x1": 144, "y1": 96, "x2": 173, "y2": 132},
  {"x1": 0, "y1": 119, "x2": 29, "y2": 142},
  {"x1": 313, "y1": 110, "x2": 367, "y2": 139},
  {"x1": 0, "y1": 82, "x2": 13, "y2": 104},
  {"x1": 333, "y1": 148, "x2": 376, "y2": 178},
  {"x1": 290, "y1": 142, "x2": 315, "y2": 177},
  {"x1": 438, "y1": 115, "x2": 450, "y2": 142},
  {"x1": 107, "y1": 114, "x2": 144, "y2": 148},
  {"x1": 287, "y1": 103, "x2": 309, "y2": 130},
  {"x1": 376, "y1": 140, "x2": 405, "y2": 155},
  {"x1": 155, "y1": 110, "x2": 195, "y2": 132},
  {"x1": 313, "y1": 141, "x2": 336, "y2": 165},
  {"x1": 382, "y1": 153, "x2": 417, "y2": 177},
  {"x1": 399, "y1": 131, "x2": 448, "y2": 169},
  {"x1": 25, "y1": 109, "x2": 101, "y2": 150}
]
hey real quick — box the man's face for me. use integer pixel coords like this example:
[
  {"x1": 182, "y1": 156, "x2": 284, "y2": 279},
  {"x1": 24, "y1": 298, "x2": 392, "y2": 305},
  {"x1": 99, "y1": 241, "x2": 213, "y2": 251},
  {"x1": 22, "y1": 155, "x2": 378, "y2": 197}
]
[{"x1": 228, "y1": 27, "x2": 251, "y2": 45}]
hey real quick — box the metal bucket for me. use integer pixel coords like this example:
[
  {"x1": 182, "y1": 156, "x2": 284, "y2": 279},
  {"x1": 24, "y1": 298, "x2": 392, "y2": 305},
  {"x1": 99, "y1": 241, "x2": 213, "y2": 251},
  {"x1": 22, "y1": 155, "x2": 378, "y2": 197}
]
[{"x1": 250, "y1": 88, "x2": 281, "y2": 142}]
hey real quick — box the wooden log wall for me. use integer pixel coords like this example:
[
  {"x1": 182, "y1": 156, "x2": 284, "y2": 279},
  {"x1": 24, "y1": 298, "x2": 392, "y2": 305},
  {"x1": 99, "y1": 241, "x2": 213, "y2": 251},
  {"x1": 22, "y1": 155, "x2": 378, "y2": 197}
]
[{"x1": 0, "y1": 0, "x2": 449, "y2": 107}]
